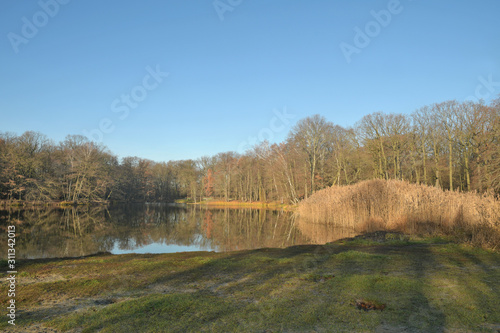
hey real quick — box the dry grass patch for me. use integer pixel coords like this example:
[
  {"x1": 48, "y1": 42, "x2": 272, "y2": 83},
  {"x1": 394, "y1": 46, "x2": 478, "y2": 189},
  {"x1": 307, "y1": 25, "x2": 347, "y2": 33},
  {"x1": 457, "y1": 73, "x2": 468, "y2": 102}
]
[{"x1": 297, "y1": 179, "x2": 500, "y2": 249}]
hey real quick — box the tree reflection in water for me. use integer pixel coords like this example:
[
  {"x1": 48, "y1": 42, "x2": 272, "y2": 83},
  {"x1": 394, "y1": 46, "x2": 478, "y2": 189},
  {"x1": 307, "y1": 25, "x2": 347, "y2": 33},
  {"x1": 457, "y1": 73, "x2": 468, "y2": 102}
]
[{"x1": 0, "y1": 204, "x2": 361, "y2": 259}]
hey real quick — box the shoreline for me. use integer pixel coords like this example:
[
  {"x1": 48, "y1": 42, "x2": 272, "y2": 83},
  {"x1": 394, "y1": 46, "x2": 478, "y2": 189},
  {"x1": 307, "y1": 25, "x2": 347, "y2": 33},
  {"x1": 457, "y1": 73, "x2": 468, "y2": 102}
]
[
  {"x1": 0, "y1": 200, "x2": 111, "y2": 208},
  {"x1": 0, "y1": 199, "x2": 296, "y2": 211},
  {"x1": 176, "y1": 199, "x2": 296, "y2": 210}
]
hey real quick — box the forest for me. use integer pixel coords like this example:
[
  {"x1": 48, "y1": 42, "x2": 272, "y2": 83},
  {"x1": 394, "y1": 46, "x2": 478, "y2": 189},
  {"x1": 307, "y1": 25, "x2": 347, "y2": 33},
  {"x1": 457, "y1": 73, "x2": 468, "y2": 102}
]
[{"x1": 1, "y1": 97, "x2": 499, "y2": 204}]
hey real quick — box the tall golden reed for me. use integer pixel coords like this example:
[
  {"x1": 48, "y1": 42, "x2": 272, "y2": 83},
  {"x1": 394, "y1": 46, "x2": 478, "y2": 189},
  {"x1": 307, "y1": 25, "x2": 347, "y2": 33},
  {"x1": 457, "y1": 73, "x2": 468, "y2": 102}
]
[{"x1": 297, "y1": 179, "x2": 500, "y2": 248}]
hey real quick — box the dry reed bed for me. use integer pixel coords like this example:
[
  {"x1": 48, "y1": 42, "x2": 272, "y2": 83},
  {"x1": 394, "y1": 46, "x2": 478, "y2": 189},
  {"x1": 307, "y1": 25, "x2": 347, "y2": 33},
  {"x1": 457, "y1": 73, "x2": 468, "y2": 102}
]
[{"x1": 297, "y1": 179, "x2": 500, "y2": 248}]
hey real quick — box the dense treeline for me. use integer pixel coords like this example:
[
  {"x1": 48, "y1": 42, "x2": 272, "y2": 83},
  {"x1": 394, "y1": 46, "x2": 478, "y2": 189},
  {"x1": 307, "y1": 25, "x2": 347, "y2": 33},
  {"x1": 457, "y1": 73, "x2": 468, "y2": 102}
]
[{"x1": 1, "y1": 97, "x2": 499, "y2": 203}]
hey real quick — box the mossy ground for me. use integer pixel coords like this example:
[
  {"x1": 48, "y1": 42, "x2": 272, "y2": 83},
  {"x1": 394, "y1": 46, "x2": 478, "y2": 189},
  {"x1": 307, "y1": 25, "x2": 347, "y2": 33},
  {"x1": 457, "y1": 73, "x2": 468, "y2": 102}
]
[{"x1": 1, "y1": 232, "x2": 499, "y2": 332}]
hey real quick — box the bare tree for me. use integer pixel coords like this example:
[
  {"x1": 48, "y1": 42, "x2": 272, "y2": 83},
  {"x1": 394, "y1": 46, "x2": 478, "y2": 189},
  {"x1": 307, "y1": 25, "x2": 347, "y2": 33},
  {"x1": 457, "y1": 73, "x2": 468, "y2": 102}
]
[
  {"x1": 287, "y1": 114, "x2": 333, "y2": 195},
  {"x1": 434, "y1": 101, "x2": 459, "y2": 190},
  {"x1": 356, "y1": 112, "x2": 389, "y2": 179}
]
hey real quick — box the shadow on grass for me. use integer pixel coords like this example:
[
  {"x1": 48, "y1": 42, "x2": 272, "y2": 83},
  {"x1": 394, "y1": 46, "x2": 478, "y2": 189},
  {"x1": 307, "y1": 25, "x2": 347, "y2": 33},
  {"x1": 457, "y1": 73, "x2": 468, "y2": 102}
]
[
  {"x1": 450, "y1": 247, "x2": 500, "y2": 327},
  {"x1": 405, "y1": 245, "x2": 446, "y2": 332},
  {"x1": 7, "y1": 234, "x2": 500, "y2": 332}
]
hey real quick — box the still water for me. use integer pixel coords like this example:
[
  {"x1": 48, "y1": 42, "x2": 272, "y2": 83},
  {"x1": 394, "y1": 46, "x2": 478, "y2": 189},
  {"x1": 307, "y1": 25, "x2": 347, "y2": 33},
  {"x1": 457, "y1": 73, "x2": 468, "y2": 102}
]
[{"x1": 0, "y1": 204, "x2": 358, "y2": 259}]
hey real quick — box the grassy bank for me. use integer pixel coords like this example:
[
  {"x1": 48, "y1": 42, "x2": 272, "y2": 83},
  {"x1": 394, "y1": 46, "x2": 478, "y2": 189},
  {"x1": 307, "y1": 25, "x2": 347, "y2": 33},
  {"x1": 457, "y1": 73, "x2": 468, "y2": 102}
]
[
  {"x1": 297, "y1": 179, "x2": 500, "y2": 249},
  {"x1": 176, "y1": 199, "x2": 295, "y2": 210},
  {"x1": 1, "y1": 232, "x2": 499, "y2": 332},
  {"x1": 0, "y1": 200, "x2": 110, "y2": 209}
]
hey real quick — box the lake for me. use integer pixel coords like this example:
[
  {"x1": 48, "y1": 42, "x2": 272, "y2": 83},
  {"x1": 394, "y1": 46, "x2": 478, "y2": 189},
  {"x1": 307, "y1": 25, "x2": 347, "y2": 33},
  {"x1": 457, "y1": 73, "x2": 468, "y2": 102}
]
[{"x1": 0, "y1": 203, "x2": 358, "y2": 259}]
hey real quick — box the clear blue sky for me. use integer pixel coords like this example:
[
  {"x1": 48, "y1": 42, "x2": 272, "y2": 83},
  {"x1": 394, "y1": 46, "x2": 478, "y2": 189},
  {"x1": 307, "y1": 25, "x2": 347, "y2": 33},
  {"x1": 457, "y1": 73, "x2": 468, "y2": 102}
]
[{"x1": 1, "y1": 0, "x2": 499, "y2": 162}]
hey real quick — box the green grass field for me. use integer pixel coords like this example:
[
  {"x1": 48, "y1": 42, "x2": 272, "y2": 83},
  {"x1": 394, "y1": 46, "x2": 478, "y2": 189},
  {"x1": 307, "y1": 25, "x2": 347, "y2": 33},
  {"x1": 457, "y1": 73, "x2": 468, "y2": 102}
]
[{"x1": 1, "y1": 232, "x2": 499, "y2": 332}]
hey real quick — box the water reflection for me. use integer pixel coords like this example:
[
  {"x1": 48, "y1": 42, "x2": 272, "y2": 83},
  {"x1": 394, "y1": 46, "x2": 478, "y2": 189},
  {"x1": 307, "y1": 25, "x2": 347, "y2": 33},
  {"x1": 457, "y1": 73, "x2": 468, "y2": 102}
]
[{"x1": 0, "y1": 204, "x2": 360, "y2": 259}]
